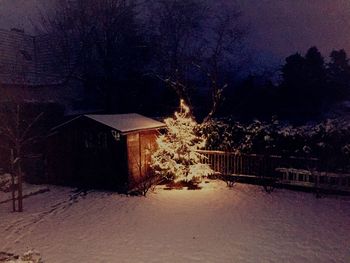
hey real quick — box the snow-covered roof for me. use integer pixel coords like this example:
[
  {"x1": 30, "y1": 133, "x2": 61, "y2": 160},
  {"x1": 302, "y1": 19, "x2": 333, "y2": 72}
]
[
  {"x1": 52, "y1": 113, "x2": 165, "y2": 133},
  {"x1": 85, "y1": 113, "x2": 165, "y2": 133}
]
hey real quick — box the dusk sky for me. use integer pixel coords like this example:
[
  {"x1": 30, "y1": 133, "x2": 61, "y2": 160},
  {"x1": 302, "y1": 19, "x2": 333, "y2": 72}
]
[
  {"x1": 1, "y1": 0, "x2": 350, "y2": 65},
  {"x1": 238, "y1": 0, "x2": 350, "y2": 62}
]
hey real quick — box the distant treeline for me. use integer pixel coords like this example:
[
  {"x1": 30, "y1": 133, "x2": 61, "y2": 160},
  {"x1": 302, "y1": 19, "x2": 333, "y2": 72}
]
[
  {"x1": 224, "y1": 47, "x2": 350, "y2": 122},
  {"x1": 38, "y1": 1, "x2": 350, "y2": 122}
]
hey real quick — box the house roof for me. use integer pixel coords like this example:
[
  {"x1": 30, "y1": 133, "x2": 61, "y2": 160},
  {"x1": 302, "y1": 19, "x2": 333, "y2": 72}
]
[
  {"x1": 0, "y1": 28, "x2": 63, "y2": 86},
  {"x1": 85, "y1": 114, "x2": 165, "y2": 133},
  {"x1": 52, "y1": 113, "x2": 166, "y2": 134}
]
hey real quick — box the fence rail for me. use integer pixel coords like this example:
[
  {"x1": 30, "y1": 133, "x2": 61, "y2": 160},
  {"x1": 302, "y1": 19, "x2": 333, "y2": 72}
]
[
  {"x1": 198, "y1": 150, "x2": 319, "y2": 178},
  {"x1": 198, "y1": 150, "x2": 350, "y2": 192}
]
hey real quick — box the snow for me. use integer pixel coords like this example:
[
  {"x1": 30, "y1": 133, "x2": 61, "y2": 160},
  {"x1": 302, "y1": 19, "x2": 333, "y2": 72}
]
[
  {"x1": 85, "y1": 114, "x2": 165, "y2": 134},
  {"x1": 51, "y1": 113, "x2": 165, "y2": 134},
  {"x1": 2, "y1": 249, "x2": 43, "y2": 263},
  {"x1": 1, "y1": 181, "x2": 349, "y2": 263},
  {"x1": 0, "y1": 182, "x2": 49, "y2": 205},
  {"x1": 0, "y1": 174, "x2": 12, "y2": 193}
]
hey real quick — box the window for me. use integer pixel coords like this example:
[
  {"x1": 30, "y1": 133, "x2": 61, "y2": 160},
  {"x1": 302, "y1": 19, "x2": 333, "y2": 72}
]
[
  {"x1": 83, "y1": 131, "x2": 108, "y2": 149},
  {"x1": 329, "y1": 177, "x2": 337, "y2": 186},
  {"x1": 84, "y1": 132, "x2": 94, "y2": 149},
  {"x1": 98, "y1": 132, "x2": 108, "y2": 149},
  {"x1": 298, "y1": 174, "x2": 304, "y2": 181},
  {"x1": 288, "y1": 172, "x2": 294, "y2": 181},
  {"x1": 319, "y1": 176, "x2": 325, "y2": 184}
]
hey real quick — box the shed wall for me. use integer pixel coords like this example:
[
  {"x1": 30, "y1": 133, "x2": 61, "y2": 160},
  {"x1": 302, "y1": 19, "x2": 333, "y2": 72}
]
[{"x1": 46, "y1": 118, "x2": 129, "y2": 191}]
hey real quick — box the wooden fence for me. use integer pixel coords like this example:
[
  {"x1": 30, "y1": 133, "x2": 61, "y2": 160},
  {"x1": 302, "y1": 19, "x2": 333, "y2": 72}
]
[
  {"x1": 198, "y1": 150, "x2": 319, "y2": 178},
  {"x1": 198, "y1": 150, "x2": 350, "y2": 192}
]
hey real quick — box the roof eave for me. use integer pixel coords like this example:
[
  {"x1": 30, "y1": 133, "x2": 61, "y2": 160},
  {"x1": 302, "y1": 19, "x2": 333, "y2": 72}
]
[{"x1": 120, "y1": 125, "x2": 166, "y2": 135}]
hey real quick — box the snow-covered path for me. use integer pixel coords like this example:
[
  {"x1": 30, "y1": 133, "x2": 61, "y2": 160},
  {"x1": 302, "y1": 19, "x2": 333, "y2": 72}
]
[{"x1": 1, "y1": 181, "x2": 349, "y2": 263}]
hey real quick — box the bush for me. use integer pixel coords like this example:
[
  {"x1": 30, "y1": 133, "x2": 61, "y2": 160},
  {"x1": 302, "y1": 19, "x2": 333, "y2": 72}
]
[
  {"x1": 201, "y1": 118, "x2": 350, "y2": 172},
  {"x1": 164, "y1": 179, "x2": 202, "y2": 190},
  {"x1": 129, "y1": 172, "x2": 161, "y2": 196}
]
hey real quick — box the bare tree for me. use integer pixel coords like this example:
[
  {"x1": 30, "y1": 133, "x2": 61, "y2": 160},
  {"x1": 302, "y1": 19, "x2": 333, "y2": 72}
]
[
  {"x1": 0, "y1": 103, "x2": 43, "y2": 212},
  {"x1": 37, "y1": 0, "x2": 246, "y2": 116},
  {"x1": 147, "y1": 0, "x2": 246, "y2": 120},
  {"x1": 147, "y1": 0, "x2": 208, "y2": 104},
  {"x1": 196, "y1": 6, "x2": 246, "y2": 122},
  {"x1": 37, "y1": 0, "x2": 146, "y2": 112}
]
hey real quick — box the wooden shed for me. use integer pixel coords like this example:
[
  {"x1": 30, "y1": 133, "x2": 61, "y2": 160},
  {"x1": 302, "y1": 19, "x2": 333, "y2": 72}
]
[{"x1": 46, "y1": 114, "x2": 165, "y2": 191}]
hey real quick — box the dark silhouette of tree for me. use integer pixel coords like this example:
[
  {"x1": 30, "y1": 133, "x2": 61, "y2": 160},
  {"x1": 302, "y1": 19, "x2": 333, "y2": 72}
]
[
  {"x1": 281, "y1": 53, "x2": 306, "y2": 88},
  {"x1": 304, "y1": 47, "x2": 328, "y2": 111},
  {"x1": 279, "y1": 47, "x2": 328, "y2": 120},
  {"x1": 0, "y1": 103, "x2": 45, "y2": 212},
  {"x1": 146, "y1": 0, "x2": 208, "y2": 111},
  {"x1": 39, "y1": 0, "x2": 149, "y2": 113},
  {"x1": 223, "y1": 75, "x2": 277, "y2": 120},
  {"x1": 224, "y1": 47, "x2": 350, "y2": 122},
  {"x1": 196, "y1": 6, "x2": 246, "y2": 122},
  {"x1": 327, "y1": 49, "x2": 350, "y2": 102},
  {"x1": 147, "y1": 0, "x2": 246, "y2": 120}
]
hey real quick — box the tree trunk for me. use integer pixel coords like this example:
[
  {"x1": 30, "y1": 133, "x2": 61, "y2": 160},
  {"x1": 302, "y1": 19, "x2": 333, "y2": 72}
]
[
  {"x1": 17, "y1": 161, "x2": 23, "y2": 212},
  {"x1": 10, "y1": 149, "x2": 16, "y2": 212},
  {"x1": 16, "y1": 144, "x2": 23, "y2": 212}
]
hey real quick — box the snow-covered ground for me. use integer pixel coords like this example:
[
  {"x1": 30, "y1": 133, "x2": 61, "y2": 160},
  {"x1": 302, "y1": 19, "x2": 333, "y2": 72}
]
[
  {"x1": 0, "y1": 181, "x2": 349, "y2": 263},
  {"x1": 0, "y1": 179, "x2": 49, "y2": 205}
]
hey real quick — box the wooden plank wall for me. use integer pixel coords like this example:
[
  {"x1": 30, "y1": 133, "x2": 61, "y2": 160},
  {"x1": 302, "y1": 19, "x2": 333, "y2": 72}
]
[{"x1": 127, "y1": 130, "x2": 158, "y2": 186}]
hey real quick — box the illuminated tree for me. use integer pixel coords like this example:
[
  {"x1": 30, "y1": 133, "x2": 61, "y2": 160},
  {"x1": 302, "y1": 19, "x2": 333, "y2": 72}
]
[{"x1": 151, "y1": 100, "x2": 213, "y2": 182}]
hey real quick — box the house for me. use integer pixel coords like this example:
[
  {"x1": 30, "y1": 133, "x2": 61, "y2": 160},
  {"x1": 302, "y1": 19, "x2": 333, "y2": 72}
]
[
  {"x1": 0, "y1": 28, "x2": 84, "y2": 111},
  {"x1": 46, "y1": 114, "x2": 165, "y2": 191},
  {"x1": 0, "y1": 28, "x2": 94, "y2": 175}
]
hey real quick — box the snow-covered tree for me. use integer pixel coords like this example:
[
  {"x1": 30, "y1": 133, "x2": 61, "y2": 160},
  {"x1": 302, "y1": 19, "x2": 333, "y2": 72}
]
[{"x1": 151, "y1": 100, "x2": 213, "y2": 182}]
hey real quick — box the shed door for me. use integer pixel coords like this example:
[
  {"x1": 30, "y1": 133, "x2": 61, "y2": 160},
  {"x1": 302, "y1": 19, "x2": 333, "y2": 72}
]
[
  {"x1": 140, "y1": 131, "x2": 157, "y2": 176},
  {"x1": 127, "y1": 133, "x2": 141, "y2": 183},
  {"x1": 127, "y1": 131, "x2": 158, "y2": 186}
]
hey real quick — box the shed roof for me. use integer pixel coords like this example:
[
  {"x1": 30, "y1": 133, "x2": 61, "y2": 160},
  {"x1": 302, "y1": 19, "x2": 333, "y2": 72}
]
[
  {"x1": 53, "y1": 113, "x2": 165, "y2": 134},
  {"x1": 86, "y1": 114, "x2": 165, "y2": 133}
]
